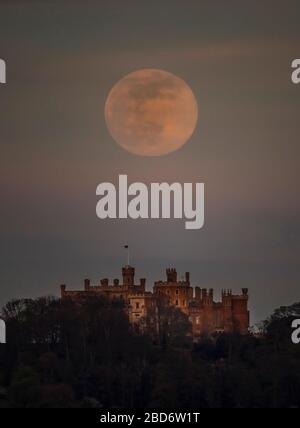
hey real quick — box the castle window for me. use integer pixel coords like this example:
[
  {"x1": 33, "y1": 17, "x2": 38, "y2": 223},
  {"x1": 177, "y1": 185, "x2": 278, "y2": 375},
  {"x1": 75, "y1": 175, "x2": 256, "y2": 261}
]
[
  {"x1": 175, "y1": 300, "x2": 178, "y2": 305},
  {"x1": 135, "y1": 314, "x2": 140, "y2": 318},
  {"x1": 136, "y1": 302, "x2": 140, "y2": 309}
]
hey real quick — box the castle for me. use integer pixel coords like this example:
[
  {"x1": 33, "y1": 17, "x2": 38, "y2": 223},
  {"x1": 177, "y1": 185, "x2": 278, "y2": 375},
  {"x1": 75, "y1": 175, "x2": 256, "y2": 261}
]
[{"x1": 60, "y1": 265, "x2": 249, "y2": 336}]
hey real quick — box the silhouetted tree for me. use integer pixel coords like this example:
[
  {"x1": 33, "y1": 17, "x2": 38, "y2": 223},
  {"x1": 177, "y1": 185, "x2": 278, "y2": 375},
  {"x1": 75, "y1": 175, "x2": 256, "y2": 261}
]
[{"x1": 1, "y1": 297, "x2": 300, "y2": 408}]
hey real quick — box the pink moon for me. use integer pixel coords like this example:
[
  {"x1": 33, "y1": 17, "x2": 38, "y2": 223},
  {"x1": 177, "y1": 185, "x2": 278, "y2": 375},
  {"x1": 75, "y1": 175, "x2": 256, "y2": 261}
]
[{"x1": 104, "y1": 69, "x2": 198, "y2": 156}]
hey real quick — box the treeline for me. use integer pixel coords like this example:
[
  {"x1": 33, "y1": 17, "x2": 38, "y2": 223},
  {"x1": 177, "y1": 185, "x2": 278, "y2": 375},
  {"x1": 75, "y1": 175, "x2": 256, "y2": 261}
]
[{"x1": 0, "y1": 296, "x2": 300, "y2": 408}]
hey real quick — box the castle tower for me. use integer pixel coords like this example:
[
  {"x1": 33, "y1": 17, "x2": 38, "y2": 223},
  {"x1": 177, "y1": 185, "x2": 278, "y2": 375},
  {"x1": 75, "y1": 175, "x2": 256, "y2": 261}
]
[
  {"x1": 60, "y1": 284, "x2": 66, "y2": 298},
  {"x1": 222, "y1": 289, "x2": 233, "y2": 332},
  {"x1": 166, "y1": 268, "x2": 177, "y2": 283},
  {"x1": 153, "y1": 268, "x2": 193, "y2": 315},
  {"x1": 231, "y1": 289, "x2": 249, "y2": 334},
  {"x1": 140, "y1": 278, "x2": 146, "y2": 292},
  {"x1": 122, "y1": 265, "x2": 135, "y2": 286},
  {"x1": 185, "y1": 272, "x2": 190, "y2": 286},
  {"x1": 195, "y1": 286, "x2": 201, "y2": 301},
  {"x1": 84, "y1": 279, "x2": 90, "y2": 291}
]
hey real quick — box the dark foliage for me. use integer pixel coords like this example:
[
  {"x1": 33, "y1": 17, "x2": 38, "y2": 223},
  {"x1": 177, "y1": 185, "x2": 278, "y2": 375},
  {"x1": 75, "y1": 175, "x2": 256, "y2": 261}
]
[{"x1": 0, "y1": 297, "x2": 300, "y2": 408}]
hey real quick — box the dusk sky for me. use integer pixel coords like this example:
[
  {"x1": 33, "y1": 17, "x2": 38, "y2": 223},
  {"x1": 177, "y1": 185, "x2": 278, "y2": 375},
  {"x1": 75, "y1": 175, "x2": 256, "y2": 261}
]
[{"x1": 0, "y1": 1, "x2": 299, "y2": 324}]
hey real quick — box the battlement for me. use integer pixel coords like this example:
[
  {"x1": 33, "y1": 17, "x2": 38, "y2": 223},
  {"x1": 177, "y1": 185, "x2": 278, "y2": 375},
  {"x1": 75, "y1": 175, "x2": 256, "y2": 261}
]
[
  {"x1": 195, "y1": 287, "x2": 214, "y2": 301},
  {"x1": 154, "y1": 280, "x2": 189, "y2": 287},
  {"x1": 222, "y1": 288, "x2": 248, "y2": 300},
  {"x1": 222, "y1": 289, "x2": 232, "y2": 297},
  {"x1": 128, "y1": 291, "x2": 153, "y2": 298},
  {"x1": 60, "y1": 265, "x2": 250, "y2": 336}
]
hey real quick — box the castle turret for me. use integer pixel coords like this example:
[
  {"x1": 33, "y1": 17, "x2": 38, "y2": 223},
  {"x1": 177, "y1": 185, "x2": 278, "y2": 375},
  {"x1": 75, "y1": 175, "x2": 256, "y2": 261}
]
[
  {"x1": 195, "y1": 286, "x2": 201, "y2": 301},
  {"x1": 100, "y1": 278, "x2": 109, "y2": 287},
  {"x1": 202, "y1": 288, "x2": 213, "y2": 307},
  {"x1": 84, "y1": 279, "x2": 90, "y2": 291},
  {"x1": 166, "y1": 268, "x2": 177, "y2": 283},
  {"x1": 140, "y1": 278, "x2": 146, "y2": 291},
  {"x1": 231, "y1": 289, "x2": 249, "y2": 334},
  {"x1": 185, "y1": 272, "x2": 190, "y2": 285},
  {"x1": 122, "y1": 265, "x2": 135, "y2": 286}
]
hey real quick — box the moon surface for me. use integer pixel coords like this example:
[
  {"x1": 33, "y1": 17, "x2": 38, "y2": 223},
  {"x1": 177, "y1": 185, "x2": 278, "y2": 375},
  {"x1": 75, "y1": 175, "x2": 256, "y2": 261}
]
[{"x1": 104, "y1": 69, "x2": 198, "y2": 156}]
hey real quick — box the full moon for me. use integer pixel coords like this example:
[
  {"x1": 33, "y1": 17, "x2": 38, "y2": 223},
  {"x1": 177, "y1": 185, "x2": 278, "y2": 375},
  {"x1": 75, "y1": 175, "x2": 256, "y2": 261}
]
[{"x1": 104, "y1": 69, "x2": 198, "y2": 156}]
